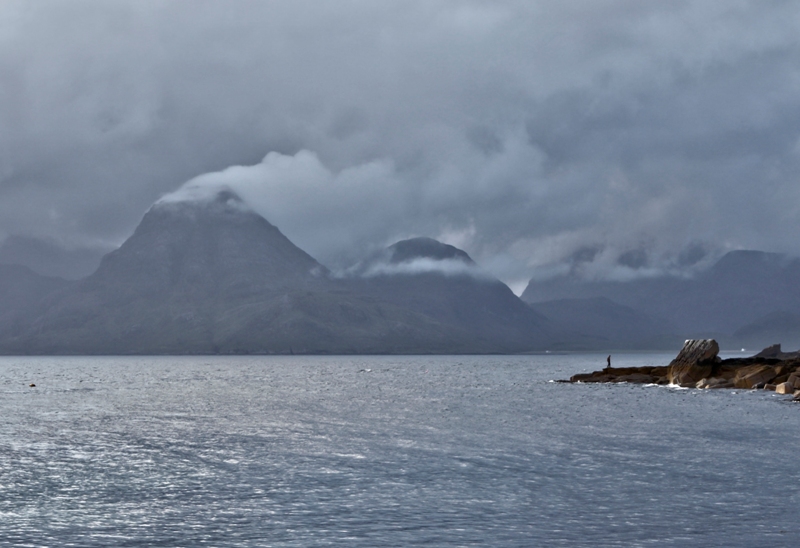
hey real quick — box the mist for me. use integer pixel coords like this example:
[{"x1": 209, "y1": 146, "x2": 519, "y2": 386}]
[
  {"x1": 1, "y1": 1, "x2": 799, "y2": 290},
  {"x1": 356, "y1": 257, "x2": 490, "y2": 280}
]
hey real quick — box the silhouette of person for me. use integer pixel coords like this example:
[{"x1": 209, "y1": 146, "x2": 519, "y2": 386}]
[{"x1": 606, "y1": 355, "x2": 611, "y2": 369}]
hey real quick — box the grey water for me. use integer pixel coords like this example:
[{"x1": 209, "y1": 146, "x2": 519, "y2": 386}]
[{"x1": 1, "y1": 354, "x2": 798, "y2": 547}]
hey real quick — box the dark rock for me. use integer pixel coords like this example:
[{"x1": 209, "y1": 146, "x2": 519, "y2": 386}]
[
  {"x1": 753, "y1": 343, "x2": 800, "y2": 360},
  {"x1": 650, "y1": 366, "x2": 669, "y2": 377},
  {"x1": 773, "y1": 374, "x2": 790, "y2": 385},
  {"x1": 712, "y1": 362, "x2": 743, "y2": 380},
  {"x1": 569, "y1": 372, "x2": 611, "y2": 383},
  {"x1": 569, "y1": 365, "x2": 660, "y2": 384},
  {"x1": 563, "y1": 340, "x2": 800, "y2": 402},
  {"x1": 696, "y1": 377, "x2": 730, "y2": 389},
  {"x1": 754, "y1": 343, "x2": 783, "y2": 358},
  {"x1": 733, "y1": 364, "x2": 779, "y2": 389},
  {"x1": 666, "y1": 339, "x2": 719, "y2": 387},
  {"x1": 708, "y1": 380, "x2": 734, "y2": 389},
  {"x1": 614, "y1": 373, "x2": 656, "y2": 384}
]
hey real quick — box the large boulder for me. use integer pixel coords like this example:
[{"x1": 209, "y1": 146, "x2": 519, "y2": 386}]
[
  {"x1": 667, "y1": 339, "x2": 720, "y2": 387},
  {"x1": 696, "y1": 377, "x2": 732, "y2": 389},
  {"x1": 733, "y1": 364, "x2": 779, "y2": 389}
]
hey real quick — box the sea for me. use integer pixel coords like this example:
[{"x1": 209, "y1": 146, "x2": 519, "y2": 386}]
[{"x1": 1, "y1": 353, "x2": 798, "y2": 547}]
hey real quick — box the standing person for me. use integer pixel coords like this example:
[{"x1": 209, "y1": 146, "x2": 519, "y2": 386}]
[{"x1": 606, "y1": 355, "x2": 611, "y2": 370}]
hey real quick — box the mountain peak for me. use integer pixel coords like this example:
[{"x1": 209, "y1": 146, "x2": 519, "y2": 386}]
[
  {"x1": 709, "y1": 249, "x2": 790, "y2": 273},
  {"x1": 154, "y1": 186, "x2": 249, "y2": 213},
  {"x1": 91, "y1": 187, "x2": 326, "y2": 293},
  {"x1": 387, "y1": 237, "x2": 475, "y2": 265}
]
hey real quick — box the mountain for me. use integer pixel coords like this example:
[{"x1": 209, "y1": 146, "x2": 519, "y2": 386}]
[
  {"x1": 7, "y1": 192, "x2": 795, "y2": 355},
  {"x1": 529, "y1": 297, "x2": 680, "y2": 350},
  {"x1": 0, "y1": 191, "x2": 552, "y2": 354},
  {"x1": 521, "y1": 250, "x2": 800, "y2": 348},
  {"x1": 353, "y1": 237, "x2": 554, "y2": 351},
  {"x1": 385, "y1": 237, "x2": 475, "y2": 265},
  {"x1": 90, "y1": 190, "x2": 327, "y2": 297},
  {"x1": 0, "y1": 264, "x2": 73, "y2": 337},
  {"x1": 0, "y1": 235, "x2": 105, "y2": 280},
  {"x1": 732, "y1": 311, "x2": 800, "y2": 351},
  {"x1": 0, "y1": 191, "x2": 327, "y2": 354}
]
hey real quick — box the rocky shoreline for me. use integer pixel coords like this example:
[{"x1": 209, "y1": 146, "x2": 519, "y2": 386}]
[{"x1": 567, "y1": 339, "x2": 800, "y2": 400}]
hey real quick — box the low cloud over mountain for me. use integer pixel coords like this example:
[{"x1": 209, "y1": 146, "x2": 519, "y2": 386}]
[
  {"x1": 2, "y1": 188, "x2": 798, "y2": 353},
  {"x1": 0, "y1": 191, "x2": 552, "y2": 354},
  {"x1": 1, "y1": 2, "x2": 799, "y2": 289}
]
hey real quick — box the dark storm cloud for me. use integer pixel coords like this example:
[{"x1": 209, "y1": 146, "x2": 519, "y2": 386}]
[{"x1": 1, "y1": 1, "x2": 799, "y2": 291}]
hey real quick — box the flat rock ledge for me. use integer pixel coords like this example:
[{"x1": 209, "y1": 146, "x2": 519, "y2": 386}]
[{"x1": 567, "y1": 340, "x2": 800, "y2": 401}]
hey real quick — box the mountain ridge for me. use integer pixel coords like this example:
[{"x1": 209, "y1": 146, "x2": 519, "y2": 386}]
[
  {"x1": 3, "y1": 189, "x2": 797, "y2": 354},
  {"x1": 0, "y1": 190, "x2": 551, "y2": 354},
  {"x1": 521, "y1": 249, "x2": 800, "y2": 349}
]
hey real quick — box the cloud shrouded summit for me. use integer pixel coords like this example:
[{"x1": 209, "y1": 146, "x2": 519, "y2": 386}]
[{"x1": 1, "y1": 1, "x2": 799, "y2": 289}]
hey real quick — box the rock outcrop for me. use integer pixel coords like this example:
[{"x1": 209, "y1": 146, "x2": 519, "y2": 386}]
[
  {"x1": 753, "y1": 343, "x2": 800, "y2": 360},
  {"x1": 569, "y1": 366, "x2": 669, "y2": 385},
  {"x1": 567, "y1": 340, "x2": 800, "y2": 402},
  {"x1": 695, "y1": 377, "x2": 732, "y2": 389},
  {"x1": 732, "y1": 364, "x2": 780, "y2": 389},
  {"x1": 666, "y1": 339, "x2": 720, "y2": 386}
]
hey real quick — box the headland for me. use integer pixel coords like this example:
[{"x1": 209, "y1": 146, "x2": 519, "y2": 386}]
[{"x1": 567, "y1": 339, "x2": 800, "y2": 400}]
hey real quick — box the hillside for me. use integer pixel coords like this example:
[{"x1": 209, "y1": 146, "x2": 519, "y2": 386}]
[{"x1": 0, "y1": 191, "x2": 551, "y2": 354}]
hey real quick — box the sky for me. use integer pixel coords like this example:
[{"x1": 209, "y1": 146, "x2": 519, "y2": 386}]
[{"x1": 1, "y1": 1, "x2": 799, "y2": 292}]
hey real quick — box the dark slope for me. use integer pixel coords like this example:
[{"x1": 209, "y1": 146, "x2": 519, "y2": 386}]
[
  {"x1": 89, "y1": 190, "x2": 326, "y2": 298},
  {"x1": 521, "y1": 250, "x2": 800, "y2": 347},
  {"x1": 0, "y1": 264, "x2": 72, "y2": 311},
  {"x1": 0, "y1": 264, "x2": 73, "y2": 336},
  {"x1": 0, "y1": 193, "x2": 552, "y2": 354},
  {"x1": 0, "y1": 235, "x2": 104, "y2": 280},
  {"x1": 0, "y1": 191, "x2": 329, "y2": 353},
  {"x1": 529, "y1": 297, "x2": 679, "y2": 350},
  {"x1": 355, "y1": 237, "x2": 554, "y2": 352},
  {"x1": 674, "y1": 251, "x2": 800, "y2": 334},
  {"x1": 733, "y1": 311, "x2": 800, "y2": 351}
]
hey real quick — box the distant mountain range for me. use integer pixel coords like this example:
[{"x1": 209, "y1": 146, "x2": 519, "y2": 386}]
[
  {"x1": 521, "y1": 250, "x2": 800, "y2": 351},
  {"x1": 1, "y1": 190, "x2": 797, "y2": 354},
  {"x1": 0, "y1": 191, "x2": 549, "y2": 354},
  {"x1": 0, "y1": 235, "x2": 105, "y2": 280}
]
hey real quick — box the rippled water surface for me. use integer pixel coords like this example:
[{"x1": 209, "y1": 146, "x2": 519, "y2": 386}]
[{"x1": 1, "y1": 353, "x2": 799, "y2": 546}]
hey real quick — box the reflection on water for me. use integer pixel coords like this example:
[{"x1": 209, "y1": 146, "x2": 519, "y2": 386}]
[{"x1": 1, "y1": 354, "x2": 798, "y2": 546}]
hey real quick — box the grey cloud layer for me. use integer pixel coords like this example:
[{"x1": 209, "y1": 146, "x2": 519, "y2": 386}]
[{"x1": 1, "y1": 0, "x2": 799, "y2": 289}]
